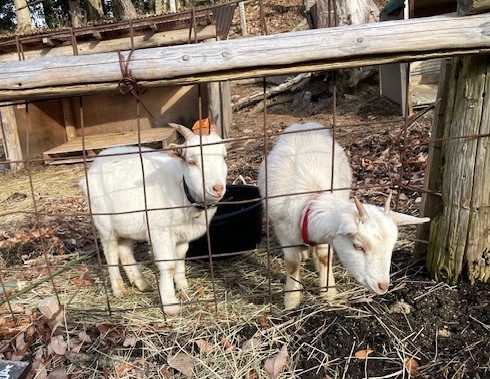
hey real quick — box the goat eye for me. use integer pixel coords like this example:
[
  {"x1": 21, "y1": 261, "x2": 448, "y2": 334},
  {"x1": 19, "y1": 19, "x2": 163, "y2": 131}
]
[
  {"x1": 188, "y1": 160, "x2": 197, "y2": 166},
  {"x1": 354, "y1": 243, "x2": 365, "y2": 252}
]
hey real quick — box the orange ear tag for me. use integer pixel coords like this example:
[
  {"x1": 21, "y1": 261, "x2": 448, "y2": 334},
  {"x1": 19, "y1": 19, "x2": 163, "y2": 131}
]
[{"x1": 192, "y1": 117, "x2": 211, "y2": 135}]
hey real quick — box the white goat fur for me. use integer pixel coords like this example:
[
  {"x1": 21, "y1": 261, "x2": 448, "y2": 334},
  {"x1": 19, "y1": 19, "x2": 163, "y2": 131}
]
[
  {"x1": 258, "y1": 122, "x2": 430, "y2": 309},
  {"x1": 80, "y1": 125, "x2": 227, "y2": 315}
]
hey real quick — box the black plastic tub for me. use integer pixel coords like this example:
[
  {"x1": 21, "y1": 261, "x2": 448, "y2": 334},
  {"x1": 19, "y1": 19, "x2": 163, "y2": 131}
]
[{"x1": 187, "y1": 185, "x2": 263, "y2": 259}]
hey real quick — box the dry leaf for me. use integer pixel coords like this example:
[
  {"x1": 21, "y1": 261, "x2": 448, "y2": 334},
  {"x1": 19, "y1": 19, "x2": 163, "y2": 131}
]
[
  {"x1": 50, "y1": 335, "x2": 67, "y2": 356},
  {"x1": 46, "y1": 366, "x2": 67, "y2": 379},
  {"x1": 404, "y1": 356, "x2": 420, "y2": 377},
  {"x1": 194, "y1": 339, "x2": 214, "y2": 354},
  {"x1": 15, "y1": 333, "x2": 26, "y2": 351},
  {"x1": 264, "y1": 343, "x2": 288, "y2": 379},
  {"x1": 221, "y1": 338, "x2": 235, "y2": 352},
  {"x1": 115, "y1": 362, "x2": 134, "y2": 376},
  {"x1": 69, "y1": 278, "x2": 94, "y2": 287},
  {"x1": 78, "y1": 331, "x2": 92, "y2": 343},
  {"x1": 242, "y1": 338, "x2": 261, "y2": 351},
  {"x1": 96, "y1": 323, "x2": 113, "y2": 334},
  {"x1": 168, "y1": 352, "x2": 194, "y2": 376},
  {"x1": 123, "y1": 335, "x2": 137, "y2": 348},
  {"x1": 160, "y1": 366, "x2": 172, "y2": 378},
  {"x1": 354, "y1": 348, "x2": 374, "y2": 359},
  {"x1": 35, "y1": 363, "x2": 48, "y2": 379},
  {"x1": 257, "y1": 315, "x2": 268, "y2": 327}
]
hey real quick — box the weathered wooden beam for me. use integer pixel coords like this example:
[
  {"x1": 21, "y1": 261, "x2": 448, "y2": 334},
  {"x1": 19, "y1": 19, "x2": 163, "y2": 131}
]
[
  {"x1": 458, "y1": 0, "x2": 490, "y2": 15},
  {"x1": 61, "y1": 98, "x2": 77, "y2": 141},
  {"x1": 0, "y1": 24, "x2": 217, "y2": 63},
  {"x1": 0, "y1": 13, "x2": 489, "y2": 101},
  {"x1": 0, "y1": 104, "x2": 24, "y2": 172}
]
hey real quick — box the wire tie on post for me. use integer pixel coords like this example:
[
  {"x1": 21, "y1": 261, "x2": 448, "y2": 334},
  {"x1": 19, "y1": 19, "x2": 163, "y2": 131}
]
[{"x1": 117, "y1": 50, "x2": 154, "y2": 119}]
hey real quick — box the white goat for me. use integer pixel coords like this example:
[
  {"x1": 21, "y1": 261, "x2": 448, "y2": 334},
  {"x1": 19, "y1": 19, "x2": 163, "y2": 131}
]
[
  {"x1": 80, "y1": 122, "x2": 227, "y2": 316},
  {"x1": 258, "y1": 122, "x2": 430, "y2": 309}
]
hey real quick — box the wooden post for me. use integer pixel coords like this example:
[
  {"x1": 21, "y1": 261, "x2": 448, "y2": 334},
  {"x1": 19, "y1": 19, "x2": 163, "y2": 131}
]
[
  {"x1": 0, "y1": 104, "x2": 24, "y2": 172},
  {"x1": 426, "y1": 55, "x2": 490, "y2": 284},
  {"x1": 207, "y1": 81, "x2": 231, "y2": 138},
  {"x1": 238, "y1": 2, "x2": 248, "y2": 37},
  {"x1": 220, "y1": 81, "x2": 232, "y2": 138},
  {"x1": 414, "y1": 59, "x2": 452, "y2": 259},
  {"x1": 61, "y1": 99, "x2": 77, "y2": 141}
]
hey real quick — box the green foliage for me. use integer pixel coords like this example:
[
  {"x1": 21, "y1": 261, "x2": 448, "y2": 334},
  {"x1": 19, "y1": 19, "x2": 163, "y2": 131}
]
[{"x1": 0, "y1": 0, "x2": 16, "y2": 31}]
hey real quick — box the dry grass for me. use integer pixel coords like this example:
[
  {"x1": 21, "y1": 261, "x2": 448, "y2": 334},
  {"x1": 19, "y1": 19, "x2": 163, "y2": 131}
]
[{"x1": 0, "y1": 164, "x2": 86, "y2": 230}]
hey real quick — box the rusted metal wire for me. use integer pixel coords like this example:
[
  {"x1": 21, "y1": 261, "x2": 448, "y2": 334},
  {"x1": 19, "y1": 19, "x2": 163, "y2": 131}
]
[
  {"x1": 79, "y1": 96, "x2": 114, "y2": 316},
  {"x1": 70, "y1": 27, "x2": 78, "y2": 55}
]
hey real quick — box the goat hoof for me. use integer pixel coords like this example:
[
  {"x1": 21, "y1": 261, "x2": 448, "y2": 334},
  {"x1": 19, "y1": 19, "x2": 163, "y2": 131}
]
[
  {"x1": 113, "y1": 285, "x2": 126, "y2": 298},
  {"x1": 163, "y1": 303, "x2": 181, "y2": 316},
  {"x1": 175, "y1": 279, "x2": 189, "y2": 291},
  {"x1": 284, "y1": 292, "x2": 302, "y2": 309},
  {"x1": 320, "y1": 287, "x2": 338, "y2": 301},
  {"x1": 135, "y1": 278, "x2": 152, "y2": 292}
]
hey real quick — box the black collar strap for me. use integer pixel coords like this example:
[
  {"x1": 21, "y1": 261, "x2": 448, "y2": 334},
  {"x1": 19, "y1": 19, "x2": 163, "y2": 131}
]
[{"x1": 183, "y1": 177, "x2": 215, "y2": 210}]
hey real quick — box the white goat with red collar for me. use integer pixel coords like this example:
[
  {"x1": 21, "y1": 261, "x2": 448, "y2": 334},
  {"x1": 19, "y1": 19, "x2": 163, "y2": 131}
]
[
  {"x1": 80, "y1": 122, "x2": 227, "y2": 316},
  {"x1": 258, "y1": 122, "x2": 429, "y2": 309}
]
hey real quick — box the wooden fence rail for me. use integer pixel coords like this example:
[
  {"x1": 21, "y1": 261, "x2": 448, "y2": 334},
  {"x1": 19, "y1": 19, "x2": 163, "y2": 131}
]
[{"x1": 0, "y1": 12, "x2": 490, "y2": 101}]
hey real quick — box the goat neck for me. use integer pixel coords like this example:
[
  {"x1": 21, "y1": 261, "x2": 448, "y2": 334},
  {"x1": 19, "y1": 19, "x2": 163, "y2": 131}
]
[
  {"x1": 302, "y1": 193, "x2": 355, "y2": 244},
  {"x1": 182, "y1": 176, "x2": 215, "y2": 210}
]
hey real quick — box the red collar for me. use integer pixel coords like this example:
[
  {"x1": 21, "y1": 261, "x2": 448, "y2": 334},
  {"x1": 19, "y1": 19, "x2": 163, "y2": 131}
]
[{"x1": 301, "y1": 203, "x2": 316, "y2": 245}]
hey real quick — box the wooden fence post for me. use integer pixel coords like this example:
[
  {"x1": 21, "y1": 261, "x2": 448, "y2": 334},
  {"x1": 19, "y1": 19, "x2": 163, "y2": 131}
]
[
  {"x1": 425, "y1": 55, "x2": 490, "y2": 284},
  {"x1": 0, "y1": 104, "x2": 24, "y2": 172}
]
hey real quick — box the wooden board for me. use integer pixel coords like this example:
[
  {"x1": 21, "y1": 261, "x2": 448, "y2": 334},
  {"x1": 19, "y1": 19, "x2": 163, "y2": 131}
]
[
  {"x1": 1, "y1": 12, "x2": 490, "y2": 101},
  {"x1": 43, "y1": 127, "x2": 176, "y2": 165}
]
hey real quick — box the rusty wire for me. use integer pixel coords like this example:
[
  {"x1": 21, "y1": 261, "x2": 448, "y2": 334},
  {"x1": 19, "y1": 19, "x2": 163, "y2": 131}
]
[{"x1": 2, "y1": 7, "x2": 490, "y2": 320}]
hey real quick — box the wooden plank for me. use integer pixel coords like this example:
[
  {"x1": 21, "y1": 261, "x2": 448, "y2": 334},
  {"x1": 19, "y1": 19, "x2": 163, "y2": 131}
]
[
  {"x1": 458, "y1": 0, "x2": 490, "y2": 15},
  {"x1": 0, "y1": 104, "x2": 24, "y2": 172},
  {"x1": 62, "y1": 98, "x2": 77, "y2": 140},
  {"x1": 43, "y1": 128, "x2": 177, "y2": 164},
  {"x1": 1, "y1": 13, "x2": 490, "y2": 101},
  {"x1": 0, "y1": 25, "x2": 217, "y2": 63}
]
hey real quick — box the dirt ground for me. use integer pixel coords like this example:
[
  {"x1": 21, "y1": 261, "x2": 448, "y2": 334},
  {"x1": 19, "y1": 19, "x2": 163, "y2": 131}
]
[{"x1": 0, "y1": 1, "x2": 489, "y2": 378}]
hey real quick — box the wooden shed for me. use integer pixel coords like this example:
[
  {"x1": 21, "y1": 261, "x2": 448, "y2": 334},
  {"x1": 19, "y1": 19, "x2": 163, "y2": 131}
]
[
  {"x1": 379, "y1": 0, "x2": 457, "y2": 114},
  {"x1": 0, "y1": 5, "x2": 236, "y2": 170}
]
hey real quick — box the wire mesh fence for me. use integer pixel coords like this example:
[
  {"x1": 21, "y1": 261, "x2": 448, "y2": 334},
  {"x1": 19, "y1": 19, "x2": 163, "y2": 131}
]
[{"x1": 1, "y1": 5, "x2": 489, "y2": 377}]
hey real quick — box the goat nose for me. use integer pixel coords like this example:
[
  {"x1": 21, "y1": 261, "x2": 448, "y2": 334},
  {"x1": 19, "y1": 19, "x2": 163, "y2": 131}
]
[
  {"x1": 213, "y1": 184, "x2": 224, "y2": 196},
  {"x1": 378, "y1": 282, "x2": 389, "y2": 293}
]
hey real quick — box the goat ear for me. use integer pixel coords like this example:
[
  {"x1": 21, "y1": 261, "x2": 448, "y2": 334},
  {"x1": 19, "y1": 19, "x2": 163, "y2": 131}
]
[
  {"x1": 390, "y1": 211, "x2": 430, "y2": 226},
  {"x1": 337, "y1": 216, "x2": 359, "y2": 235},
  {"x1": 167, "y1": 143, "x2": 184, "y2": 159}
]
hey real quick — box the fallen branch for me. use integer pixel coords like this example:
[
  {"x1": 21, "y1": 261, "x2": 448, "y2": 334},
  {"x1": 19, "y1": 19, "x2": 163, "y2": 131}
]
[{"x1": 232, "y1": 73, "x2": 311, "y2": 111}]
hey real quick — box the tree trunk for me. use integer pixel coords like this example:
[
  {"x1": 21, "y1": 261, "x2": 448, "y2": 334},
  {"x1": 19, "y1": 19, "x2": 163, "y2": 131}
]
[
  {"x1": 169, "y1": 0, "x2": 177, "y2": 13},
  {"x1": 301, "y1": 0, "x2": 379, "y2": 104},
  {"x1": 305, "y1": 0, "x2": 379, "y2": 28},
  {"x1": 154, "y1": 0, "x2": 166, "y2": 14},
  {"x1": 13, "y1": 0, "x2": 33, "y2": 32},
  {"x1": 426, "y1": 55, "x2": 490, "y2": 284},
  {"x1": 68, "y1": 0, "x2": 82, "y2": 28},
  {"x1": 86, "y1": 0, "x2": 104, "y2": 22},
  {"x1": 112, "y1": 0, "x2": 138, "y2": 19}
]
